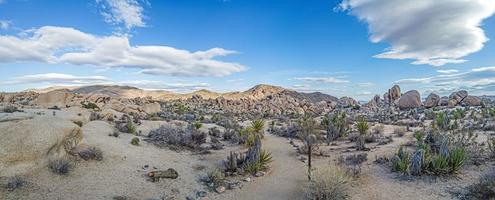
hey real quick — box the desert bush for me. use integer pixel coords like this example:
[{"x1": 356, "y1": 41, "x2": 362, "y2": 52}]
[
  {"x1": 306, "y1": 165, "x2": 351, "y2": 200},
  {"x1": 413, "y1": 130, "x2": 426, "y2": 144},
  {"x1": 431, "y1": 154, "x2": 449, "y2": 175},
  {"x1": 2, "y1": 105, "x2": 19, "y2": 113},
  {"x1": 78, "y1": 147, "x2": 103, "y2": 161},
  {"x1": 5, "y1": 176, "x2": 25, "y2": 191},
  {"x1": 393, "y1": 127, "x2": 406, "y2": 137},
  {"x1": 392, "y1": 146, "x2": 410, "y2": 174},
  {"x1": 131, "y1": 137, "x2": 140, "y2": 146},
  {"x1": 372, "y1": 124, "x2": 385, "y2": 135},
  {"x1": 81, "y1": 101, "x2": 99, "y2": 110},
  {"x1": 464, "y1": 168, "x2": 495, "y2": 200},
  {"x1": 338, "y1": 153, "x2": 367, "y2": 177},
  {"x1": 208, "y1": 127, "x2": 222, "y2": 137},
  {"x1": 126, "y1": 121, "x2": 136, "y2": 134},
  {"x1": 206, "y1": 168, "x2": 225, "y2": 187},
  {"x1": 49, "y1": 159, "x2": 71, "y2": 175},
  {"x1": 224, "y1": 151, "x2": 244, "y2": 173},
  {"x1": 326, "y1": 111, "x2": 350, "y2": 143}
]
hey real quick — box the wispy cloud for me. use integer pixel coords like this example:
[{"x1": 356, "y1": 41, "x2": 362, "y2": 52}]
[
  {"x1": 293, "y1": 76, "x2": 349, "y2": 84},
  {"x1": 0, "y1": 20, "x2": 11, "y2": 30},
  {"x1": 1, "y1": 73, "x2": 210, "y2": 92},
  {"x1": 436, "y1": 69, "x2": 459, "y2": 74},
  {"x1": 2, "y1": 73, "x2": 109, "y2": 85},
  {"x1": 0, "y1": 26, "x2": 245, "y2": 77},
  {"x1": 97, "y1": 0, "x2": 146, "y2": 30},
  {"x1": 395, "y1": 66, "x2": 495, "y2": 95},
  {"x1": 339, "y1": 0, "x2": 495, "y2": 66}
]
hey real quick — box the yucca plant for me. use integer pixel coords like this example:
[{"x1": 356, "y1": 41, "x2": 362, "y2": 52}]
[
  {"x1": 449, "y1": 147, "x2": 467, "y2": 173},
  {"x1": 431, "y1": 154, "x2": 449, "y2": 175},
  {"x1": 393, "y1": 146, "x2": 410, "y2": 174},
  {"x1": 243, "y1": 149, "x2": 273, "y2": 174},
  {"x1": 356, "y1": 116, "x2": 369, "y2": 135},
  {"x1": 251, "y1": 119, "x2": 265, "y2": 137}
]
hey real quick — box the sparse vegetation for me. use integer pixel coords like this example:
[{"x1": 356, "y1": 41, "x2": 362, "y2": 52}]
[
  {"x1": 131, "y1": 137, "x2": 140, "y2": 146},
  {"x1": 81, "y1": 101, "x2": 99, "y2": 110},
  {"x1": 78, "y1": 146, "x2": 103, "y2": 161},
  {"x1": 306, "y1": 165, "x2": 351, "y2": 200},
  {"x1": 463, "y1": 168, "x2": 495, "y2": 200},
  {"x1": 49, "y1": 159, "x2": 71, "y2": 175},
  {"x1": 5, "y1": 176, "x2": 25, "y2": 191},
  {"x1": 2, "y1": 105, "x2": 19, "y2": 113}
]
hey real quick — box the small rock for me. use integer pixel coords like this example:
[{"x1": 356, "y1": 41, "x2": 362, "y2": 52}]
[
  {"x1": 196, "y1": 191, "x2": 207, "y2": 197},
  {"x1": 254, "y1": 171, "x2": 266, "y2": 177},
  {"x1": 243, "y1": 177, "x2": 251, "y2": 182},
  {"x1": 215, "y1": 186, "x2": 226, "y2": 194}
]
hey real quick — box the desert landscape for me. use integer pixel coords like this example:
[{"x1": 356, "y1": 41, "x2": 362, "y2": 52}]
[
  {"x1": 1, "y1": 84, "x2": 494, "y2": 200},
  {"x1": 1, "y1": 0, "x2": 495, "y2": 200}
]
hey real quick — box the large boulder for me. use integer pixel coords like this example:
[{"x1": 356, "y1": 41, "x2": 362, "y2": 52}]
[
  {"x1": 448, "y1": 90, "x2": 468, "y2": 106},
  {"x1": 461, "y1": 96, "x2": 482, "y2": 106},
  {"x1": 397, "y1": 90, "x2": 422, "y2": 110},
  {"x1": 439, "y1": 96, "x2": 449, "y2": 106},
  {"x1": 388, "y1": 85, "x2": 401, "y2": 104},
  {"x1": 425, "y1": 93, "x2": 440, "y2": 108},
  {"x1": 141, "y1": 102, "x2": 161, "y2": 114},
  {"x1": 34, "y1": 90, "x2": 75, "y2": 108},
  {"x1": 0, "y1": 116, "x2": 84, "y2": 176}
]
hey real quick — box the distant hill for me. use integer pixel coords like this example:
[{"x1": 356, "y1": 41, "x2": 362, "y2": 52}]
[{"x1": 30, "y1": 84, "x2": 339, "y2": 103}]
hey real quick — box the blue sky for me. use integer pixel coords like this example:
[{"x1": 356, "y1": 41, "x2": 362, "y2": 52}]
[{"x1": 1, "y1": 0, "x2": 495, "y2": 100}]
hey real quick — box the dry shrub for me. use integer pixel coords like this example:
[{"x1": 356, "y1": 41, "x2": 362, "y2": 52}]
[
  {"x1": 49, "y1": 159, "x2": 71, "y2": 175},
  {"x1": 394, "y1": 127, "x2": 406, "y2": 137},
  {"x1": 306, "y1": 165, "x2": 351, "y2": 200},
  {"x1": 464, "y1": 168, "x2": 495, "y2": 199}
]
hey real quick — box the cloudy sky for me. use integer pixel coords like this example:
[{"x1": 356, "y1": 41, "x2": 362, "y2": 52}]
[{"x1": 1, "y1": 0, "x2": 495, "y2": 100}]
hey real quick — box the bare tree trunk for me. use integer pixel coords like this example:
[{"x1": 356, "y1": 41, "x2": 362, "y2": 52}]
[{"x1": 308, "y1": 144, "x2": 312, "y2": 180}]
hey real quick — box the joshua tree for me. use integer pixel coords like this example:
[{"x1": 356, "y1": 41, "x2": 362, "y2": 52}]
[
  {"x1": 326, "y1": 111, "x2": 349, "y2": 145},
  {"x1": 355, "y1": 116, "x2": 369, "y2": 151},
  {"x1": 298, "y1": 115, "x2": 319, "y2": 180}
]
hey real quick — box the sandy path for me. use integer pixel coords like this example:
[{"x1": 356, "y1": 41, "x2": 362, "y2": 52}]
[{"x1": 221, "y1": 134, "x2": 307, "y2": 200}]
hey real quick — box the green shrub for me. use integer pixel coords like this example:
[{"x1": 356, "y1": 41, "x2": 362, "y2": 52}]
[
  {"x1": 431, "y1": 154, "x2": 449, "y2": 175},
  {"x1": 356, "y1": 117, "x2": 369, "y2": 135},
  {"x1": 81, "y1": 101, "x2": 99, "y2": 110},
  {"x1": 449, "y1": 147, "x2": 467, "y2": 173},
  {"x1": 131, "y1": 137, "x2": 140, "y2": 146},
  {"x1": 126, "y1": 121, "x2": 136, "y2": 134},
  {"x1": 206, "y1": 168, "x2": 225, "y2": 187}
]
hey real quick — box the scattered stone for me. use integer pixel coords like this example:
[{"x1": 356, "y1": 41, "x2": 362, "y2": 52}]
[
  {"x1": 196, "y1": 190, "x2": 207, "y2": 198},
  {"x1": 215, "y1": 186, "x2": 226, "y2": 194},
  {"x1": 243, "y1": 177, "x2": 251, "y2": 182},
  {"x1": 148, "y1": 168, "x2": 179, "y2": 182},
  {"x1": 254, "y1": 171, "x2": 266, "y2": 177}
]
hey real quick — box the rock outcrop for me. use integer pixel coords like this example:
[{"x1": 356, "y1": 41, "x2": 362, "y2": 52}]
[
  {"x1": 425, "y1": 93, "x2": 440, "y2": 108},
  {"x1": 34, "y1": 90, "x2": 75, "y2": 108},
  {"x1": 448, "y1": 90, "x2": 468, "y2": 106},
  {"x1": 388, "y1": 85, "x2": 401, "y2": 104},
  {"x1": 461, "y1": 96, "x2": 482, "y2": 106},
  {"x1": 397, "y1": 90, "x2": 421, "y2": 110},
  {"x1": 0, "y1": 116, "x2": 84, "y2": 176}
]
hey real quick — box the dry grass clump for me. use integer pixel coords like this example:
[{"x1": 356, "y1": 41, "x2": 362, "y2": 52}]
[
  {"x1": 78, "y1": 146, "x2": 103, "y2": 161},
  {"x1": 206, "y1": 168, "x2": 225, "y2": 187},
  {"x1": 5, "y1": 176, "x2": 25, "y2": 191},
  {"x1": 393, "y1": 127, "x2": 406, "y2": 137},
  {"x1": 463, "y1": 168, "x2": 495, "y2": 200},
  {"x1": 306, "y1": 165, "x2": 351, "y2": 200},
  {"x1": 49, "y1": 159, "x2": 71, "y2": 175}
]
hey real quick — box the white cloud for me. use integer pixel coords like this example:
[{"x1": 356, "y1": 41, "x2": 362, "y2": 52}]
[
  {"x1": 97, "y1": 0, "x2": 146, "y2": 29},
  {"x1": 394, "y1": 66, "x2": 495, "y2": 95},
  {"x1": 0, "y1": 26, "x2": 245, "y2": 77},
  {"x1": 2, "y1": 73, "x2": 109, "y2": 85},
  {"x1": 0, "y1": 20, "x2": 11, "y2": 30},
  {"x1": 356, "y1": 82, "x2": 375, "y2": 88},
  {"x1": 1, "y1": 73, "x2": 210, "y2": 92},
  {"x1": 340, "y1": 0, "x2": 495, "y2": 66},
  {"x1": 436, "y1": 69, "x2": 459, "y2": 74},
  {"x1": 293, "y1": 76, "x2": 349, "y2": 84}
]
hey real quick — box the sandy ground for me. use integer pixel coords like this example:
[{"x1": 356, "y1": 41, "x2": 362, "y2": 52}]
[{"x1": 1, "y1": 110, "x2": 493, "y2": 200}]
